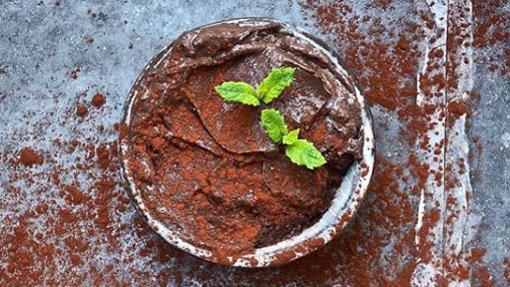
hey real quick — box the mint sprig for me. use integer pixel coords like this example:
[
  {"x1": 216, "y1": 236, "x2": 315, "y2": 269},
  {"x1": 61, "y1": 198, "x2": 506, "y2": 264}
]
[
  {"x1": 257, "y1": 67, "x2": 296, "y2": 104},
  {"x1": 285, "y1": 138, "x2": 326, "y2": 169},
  {"x1": 260, "y1": 109, "x2": 326, "y2": 170},
  {"x1": 215, "y1": 67, "x2": 295, "y2": 106},
  {"x1": 214, "y1": 66, "x2": 326, "y2": 170},
  {"x1": 261, "y1": 109, "x2": 288, "y2": 144},
  {"x1": 214, "y1": 81, "x2": 260, "y2": 106},
  {"x1": 282, "y1": 129, "x2": 299, "y2": 145}
]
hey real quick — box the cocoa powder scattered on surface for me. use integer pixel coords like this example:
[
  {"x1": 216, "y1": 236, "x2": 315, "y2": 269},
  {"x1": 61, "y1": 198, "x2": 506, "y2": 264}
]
[
  {"x1": 19, "y1": 147, "x2": 44, "y2": 166},
  {"x1": 91, "y1": 92, "x2": 106, "y2": 108},
  {"x1": 0, "y1": 0, "x2": 505, "y2": 285},
  {"x1": 75, "y1": 104, "x2": 88, "y2": 117},
  {"x1": 473, "y1": 0, "x2": 510, "y2": 80}
]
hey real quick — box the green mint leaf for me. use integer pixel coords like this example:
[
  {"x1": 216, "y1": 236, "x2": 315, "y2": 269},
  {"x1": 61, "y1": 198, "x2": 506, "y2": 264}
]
[
  {"x1": 257, "y1": 67, "x2": 295, "y2": 104},
  {"x1": 261, "y1": 108, "x2": 288, "y2": 144},
  {"x1": 215, "y1": 81, "x2": 260, "y2": 106},
  {"x1": 283, "y1": 129, "x2": 299, "y2": 145},
  {"x1": 285, "y1": 139, "x2": 326, "y2": 170}
]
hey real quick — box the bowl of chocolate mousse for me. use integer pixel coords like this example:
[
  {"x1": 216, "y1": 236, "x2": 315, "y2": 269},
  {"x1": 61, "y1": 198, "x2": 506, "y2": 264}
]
[{"x1": 119, "y1": 18, "x2": 375, "y2": 267}]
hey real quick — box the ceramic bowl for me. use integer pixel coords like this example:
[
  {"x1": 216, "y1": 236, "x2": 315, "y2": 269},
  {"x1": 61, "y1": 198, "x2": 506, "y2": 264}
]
[{"x1": 119, "y1": 18, "x2": 375, "y2": 267}]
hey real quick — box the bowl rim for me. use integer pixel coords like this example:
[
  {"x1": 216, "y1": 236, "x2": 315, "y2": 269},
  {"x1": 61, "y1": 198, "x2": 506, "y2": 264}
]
[{"x1": 118, "y1": 17, "x2": 375, "y2": 267}]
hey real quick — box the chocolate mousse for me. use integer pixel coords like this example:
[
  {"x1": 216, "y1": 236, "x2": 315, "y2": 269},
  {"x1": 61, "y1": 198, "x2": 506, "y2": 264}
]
[{"x1": 123, "y1": 20, "x2": 363, "y2": 258}]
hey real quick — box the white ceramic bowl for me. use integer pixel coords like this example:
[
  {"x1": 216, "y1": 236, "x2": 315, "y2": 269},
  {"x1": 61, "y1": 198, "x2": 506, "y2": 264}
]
[{"x1": 119, "y1": 18, "x2": 375, "y2": 267}]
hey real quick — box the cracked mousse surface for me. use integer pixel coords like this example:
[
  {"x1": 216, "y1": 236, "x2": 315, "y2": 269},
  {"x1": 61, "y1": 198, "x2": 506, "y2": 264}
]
[{"x1": 124, "y1": 21, "x2": 363, "y2": 259}]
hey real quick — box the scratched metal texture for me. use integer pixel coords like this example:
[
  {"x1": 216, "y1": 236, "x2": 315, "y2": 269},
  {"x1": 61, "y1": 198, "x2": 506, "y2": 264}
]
[{"x1": 0, "y1": 0, "x2": 508, "y2": 286}]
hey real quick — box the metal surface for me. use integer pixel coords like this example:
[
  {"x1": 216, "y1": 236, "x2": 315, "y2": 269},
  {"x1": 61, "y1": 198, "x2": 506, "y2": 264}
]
[{"x1": 0, "y1": 0, "x2": 508, "y2": 286}]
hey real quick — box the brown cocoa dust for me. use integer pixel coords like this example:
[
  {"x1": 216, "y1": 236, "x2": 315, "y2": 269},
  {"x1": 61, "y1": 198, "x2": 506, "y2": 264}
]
[{"x1": 0, "y1": 1, "x2": 506, "y2": 286}]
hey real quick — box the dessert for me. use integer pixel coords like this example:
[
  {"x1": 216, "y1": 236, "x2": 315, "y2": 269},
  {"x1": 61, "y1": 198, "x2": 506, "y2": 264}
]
[{"x1": 122, "y1": 20, "x2": 364, "y2": 261}]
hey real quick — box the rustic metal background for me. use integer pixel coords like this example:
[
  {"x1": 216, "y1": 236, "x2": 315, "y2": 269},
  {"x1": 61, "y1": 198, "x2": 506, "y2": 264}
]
[{"x1": 1, "y1": 0, "x2": 508, "y2": 286}]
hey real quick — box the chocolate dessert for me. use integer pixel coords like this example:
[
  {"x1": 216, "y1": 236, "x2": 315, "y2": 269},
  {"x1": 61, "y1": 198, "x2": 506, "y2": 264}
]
[{"x1": 123, "y1": 20, "x2": 363, "y2": 259}]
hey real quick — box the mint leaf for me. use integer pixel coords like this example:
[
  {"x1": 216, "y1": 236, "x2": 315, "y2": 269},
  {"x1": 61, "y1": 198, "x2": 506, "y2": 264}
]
[
  {"x1": 285, "y1": 139, "x2": 326, "y2": 169},
  {"x1": 261, "y1": 108, "x2": 288, "y2": 144},
  {"x1": 257, "y1": 67, "x2": 295, "y2": 104},
  {"x1": 283, "y1": 129, "x2": 299, "y2": 145},
  {"x1": 215, "y1": 82, "x2": 260, "y2": 106}
]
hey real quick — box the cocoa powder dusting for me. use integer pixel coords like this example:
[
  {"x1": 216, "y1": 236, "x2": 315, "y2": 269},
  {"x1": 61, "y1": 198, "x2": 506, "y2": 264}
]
[
  {"x1": 18, "y1": 147, "x2": 44, "y2": 166},
  {"x1": 473, "y1": 0, "x2": 510, "y2": 80},
  {"x1": 75, "y1": 104, "x2": 88, "y2": 118},
  {"x1": 91, "y1": 92, "x2": 106, "y2": 108},
  {"x1": 0, "y1": 1, "x2": 504, "y2": 286}
]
